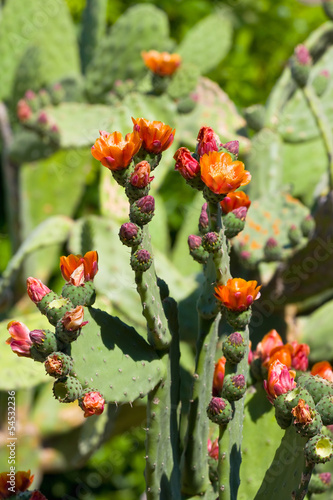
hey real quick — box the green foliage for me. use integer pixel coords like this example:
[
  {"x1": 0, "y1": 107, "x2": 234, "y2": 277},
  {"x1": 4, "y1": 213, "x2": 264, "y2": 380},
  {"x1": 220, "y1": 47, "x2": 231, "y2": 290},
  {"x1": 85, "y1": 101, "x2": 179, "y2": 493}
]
[
  {"x1": 79, "y1": 0, "x2": 108, "y2": 74},
  {"x1": 0, "y1": 0, "x2": 80, "y2": 101}
]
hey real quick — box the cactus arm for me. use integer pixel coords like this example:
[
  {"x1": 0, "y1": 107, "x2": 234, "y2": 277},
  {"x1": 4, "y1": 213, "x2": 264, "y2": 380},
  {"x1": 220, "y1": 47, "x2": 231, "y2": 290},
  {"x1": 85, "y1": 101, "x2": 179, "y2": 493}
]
[
  {"x1": 134, "y1": 225, "x2": 172, "y2": 350},
  {"x1": 0, "y1": 102, "x2": 20, "y2": 251},
  {"x1": 181, "y1": 315, "x2": 219, "y2": 495},
  {"x1": 292, "y1": 462, "x2": 315, "y2": 500},
  {"x1": 218, "y1": 326, "x2": 250, "y2": 500},
  {"x1": 302, "y1": 85, "x2": 333, "y2": 190},
  {"x1": 79, "y1": 0, "x2": 107, "y2": 74}
]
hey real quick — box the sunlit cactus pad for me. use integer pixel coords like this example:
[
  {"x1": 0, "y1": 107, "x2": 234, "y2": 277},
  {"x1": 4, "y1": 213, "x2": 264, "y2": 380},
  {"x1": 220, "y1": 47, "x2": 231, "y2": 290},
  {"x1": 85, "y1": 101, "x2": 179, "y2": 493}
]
[{"x1": 70, "y1": 307, "x2": 165, "y2": 404}]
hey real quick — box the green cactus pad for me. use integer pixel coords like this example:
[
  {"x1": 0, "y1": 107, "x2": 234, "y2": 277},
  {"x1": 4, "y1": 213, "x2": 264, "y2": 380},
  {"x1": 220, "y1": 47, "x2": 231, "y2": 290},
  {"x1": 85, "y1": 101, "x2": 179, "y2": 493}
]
[
  {"x1": 85, "y1": 4, "x2": 173, "y2": 101},
  {"x1": 178, "y1": 12, "x2": 232, "y2": 74},
  {"x1": 233, "y1": 192, "x2": 309, "y2": 265},
  {"x1": 167, "y1": 63, "x2": 200, "y2": 100},
  {"x1": 61, "y1": 282, "x2": 96, "y2": 307},
  {"x1": 304, "y1": 434, "x2": 333, "y2": 464},
  {"x1": 244, "y1": 104, "x2": 265, "y2": 132},
  {"x1": 316, "y1": 394, "x2": 333, "y2": 425},
  {"x1": 70, "y1": 307, "x2": 165, "y2": 404},
  {"x1": 0, "y1": 0, "x2": 80, "y2": 101},
  {"x1": 53, "y1": 376, "x2": 83, "y2": 403}
]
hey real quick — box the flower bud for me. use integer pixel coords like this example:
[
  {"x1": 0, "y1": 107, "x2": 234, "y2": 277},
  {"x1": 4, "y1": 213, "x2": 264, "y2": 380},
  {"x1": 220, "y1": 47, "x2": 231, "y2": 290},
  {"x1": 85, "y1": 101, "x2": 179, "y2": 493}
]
[
  {"x1": 130, "y1": 195, "x2": 155, "y2": 225},
  {"x1": 291, "y1": 44, "x2": 312, "y2": 87},
  {"x1": 263, "y1": 237, "x2": 282, "y2": 261},
  {"x1": 174, "y1": 147, "x2": 200, "y2": 180},
  {"x1": 222, "y1": 332, "x2": 246, "y2": 364},
  {"x1": 130, "y1": 249, "x2": 152, "y2": 272},
  {"x1": 222, "y1": 374, "x2": 246, "y2": 401},
  {"x1": 301, "y1": 214, "x2": 315, "y2": 237},
  {"x1": 308, "y1": 472, "x2": 331, "y2": 495},
  {"x1": 222, "y1": 140, "x2": 239, "y2": 157},
  {"x1": 207, "y1": 438, "x2": 219, "y2": 460},
  {"x1": 198, "y1": 203, "x2": 209, "y2": 234},
  {"x1": 17, "y1": 99, "x2": 32, "y2": 122},
  {"x1": 288, "y1": 224, "x2": 303, "y2": 246},
  {"x1": 213, "y1": 357, "x2": 226, "y2": 396},
  {"x1": 119, "y1": 222, "x2": 143, "y2": 247},
  {"x1": 129, "y1": 161, "x2": 154, "y2": 188},
  {"x1": 202, "y1": 231, "x2": 222, "y2": 253},
  {"x1": 187, "y1": 235, "x2": 209, "y2": 264},
  {"x1": 196, "y1": 127, "x2": 221, "y2": 157},
  {"x1": 206, "y1": 397, "x2": 233, "y2": 425}
]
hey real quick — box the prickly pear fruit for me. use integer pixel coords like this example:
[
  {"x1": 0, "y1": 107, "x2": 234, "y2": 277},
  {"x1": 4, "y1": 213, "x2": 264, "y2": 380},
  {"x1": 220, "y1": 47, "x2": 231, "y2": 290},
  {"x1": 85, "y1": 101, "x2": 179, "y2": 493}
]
[
  {"x1": 129, "y1": 196, "x2": 155, "y2": 226},
  {"x1": 304, "y1": 434, "x2": 333, "y2": 464},
  {"x1": 291, "y1": 400, "x2": 322, "y2": 438},
  {"x1": 38, "y1": 294, "x2": 74, "y2": 326},
  {"x1": 61, "y1": 282, "x2": 96, "y2": 307},
  {"x1": 222, "y1": 374, "x2": 246, "y2": 401},
  {"x1": 308, "y1": 472, "x2": 331, "y2": 495},
  {"x1": 223, "y1": 211, "x2": 246, "y2": 239},
  {"x1": 53, "y1": 376, "x2": 83, "y2": 403},
  {"x1": 119, "y1": 222, "x2": 143, "y2": 247},
  {"x1": 222, "y1": 332, "x2": 246, "y2": 364},
  {"x1": 45, "y1": 352, "x2": 74, "y2": 378},
  {"x1": 207, "y1": 397, "x2": 233, "y2": 425},
  {"x1": 188, "y1": 234, "x2": 209, "y2": 264},
  {"x1": 225, "y1": 308, "x2": 252, "y2": 330},
  {"x1": 29, "y1": 329, "x2": 60, "y2": 361},
  {"x1": 202, "y1": 231, "x2": 222, "y2": 253},
  {"x1": 130, "y1": 249, "x2": 152, "y2": 272}
]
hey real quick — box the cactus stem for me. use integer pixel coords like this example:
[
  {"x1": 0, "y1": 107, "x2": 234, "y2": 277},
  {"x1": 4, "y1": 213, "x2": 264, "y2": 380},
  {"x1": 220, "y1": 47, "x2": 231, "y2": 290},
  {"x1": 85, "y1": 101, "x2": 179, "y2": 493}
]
[
  {"x1": 302, "y1": 85, "x2": 333, "y2": 191},
  {"x1": 291, "y1": 462, "x2": 315, "y2": 500}
]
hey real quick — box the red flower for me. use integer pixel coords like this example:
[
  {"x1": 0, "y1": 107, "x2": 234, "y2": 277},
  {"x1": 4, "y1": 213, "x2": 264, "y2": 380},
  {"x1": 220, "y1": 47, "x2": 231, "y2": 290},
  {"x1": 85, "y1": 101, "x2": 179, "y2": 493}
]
[
  {"x1": 213, "y1": 356, "x2": 226, "y2": 395},
  {"x1": 80, "y1": 391, "x2": 105, "y2": 418},
  {"x1": 214, "y1": 278, "x2": 261, "y2": 312},
  {"x1": 0, "y1": 470, "x2": 34, "y2": 498},
  {"x1": 220, "y1": 191, "x2": 251, "y2": 214},
  {"x1": 6, "y1": 321, "x2": 32, "y2": 357},
  {"x1": 290, "y1": 341, "x2": 310, "y2": 371},
  {"x1": 132, "y1": 117, "x2": 175, "y2": 154},
  {"x1": 26, "y1": 277, "x2": 51, "y2": 303},
  {"x1": 91, "y1": 130, "x2": 141, "y2": 170},
  {"x1": 200, "y1": 151, "x2": 251, "y2": 195},
  {"x1": 196, "y1": 127, "x2": 221, "y2": 157},
  {"x1": 254, "y1": 330, "x2": 283, "y2": 365},
  {"x1": 142, "y1": 50, "x2": 181, "y2": 76},
  {"x1": 129, "y1": 161, "x2": 154, "y2": 188},
  {"x1": 174, "y1": 147, "x2": 200, "y2": 180},
  {"x1": 311, "y1": 361, "x2": 333, "y2": 382},
  {"x1": 263, "y1": 360, "x2": 296, "y2": 404},
  {"x1": 60, "y1": 251, "x2": 98, "y2": 285},
  {"x1": 207, "y1": 438, "x2": 219, "y2": 460}
]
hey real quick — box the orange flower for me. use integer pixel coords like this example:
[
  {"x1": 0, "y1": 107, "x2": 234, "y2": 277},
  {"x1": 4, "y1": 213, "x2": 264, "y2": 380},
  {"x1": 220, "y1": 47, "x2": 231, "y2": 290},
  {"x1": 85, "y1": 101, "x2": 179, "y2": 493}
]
[
  {"x1": 142, "y1": 50, "x2": 181, "y2": 76},
  {"x1": 80, "y1": 391, "x2": 105, "y2": 418},
  {"x1": 91, "y1": 129, "x2": 141, "y2": 170},
  {"x1": 263, "y1": 360, "x2": 296, "y2": 403},
  {"x1": 255, "y1": 329, "x2": 283, "y2": 364},
  {"x1": 200, "y1": 151, "x2": 251, "y2": 195},
  {"x1": 220, "y1": 191, "x2": 251, "y2": 214},
  {"x1": 60, "y1": 251, "x2": 98, "y2": 284},
  {"x1": 0, "y1": 470, "x2": 34, "y2": 498},
  {"x1": 213, "y1": 356, "x2": 226, "y2": 395},
  {"x1": 311, "y1": 361, "x2": 333, "y2": 382},
  {"x1": 132, "y1": 117, "x2": 175, "y2": 154},
  {"x1": 214, "y1": 278, "x2": 261, "y2": 312},
  {"x1": 265, "y1": 344, "x2": 293, "y2": 369}
]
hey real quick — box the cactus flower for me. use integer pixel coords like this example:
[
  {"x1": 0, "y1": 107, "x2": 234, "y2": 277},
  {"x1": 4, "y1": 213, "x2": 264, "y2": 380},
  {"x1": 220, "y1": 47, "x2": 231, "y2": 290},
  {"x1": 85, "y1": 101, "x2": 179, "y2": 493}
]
[
  {"x1": 290, "y1": 341, "x2": 310, "y2": 371},
  {"x1": 318, "y1": 472, "x2": 331, "y2": 486},
  {"x1": 80, "y1": 391, "x2": 105, "y2": 418},
  {"x1": 17, "y1": 99, "x2": 32, "y2": 122},
  {"x1": 222, "y1": 140, "x2": 239, "y2": 157},
  {"x1": 220, "y1": 191, "x2": 251, "y2": 214},
  {"x1": 265, "y1": 344, "x2": 293, "y2": 369},
  {"x1": 199, "y1": 203, "x2": 209, "y2": 233},
  {"x1": 142, "y1": 50, "x2": 181, "y2": 76},
  {"x1": 213, "y1": 356, "x2": 226, "y2": 396},
  {"x1": 291, "y1": 399, "x2": 312, "y2": 425},
  {"x1": 26, "y1": 277, "x2": 51, "y2": 303},
  {"x1": 207, "y1": 438, "x2": 219, "y2": 460},
  {"x1": 91, "y1": 129, "x2": 141, "y2": 170},
  {"x1": 196, "y1": 127, "x2": 221, "y2": 157},
  {"x1": 264, "y1": 360, "x2": 296, "y2": 403},
  {"x1": 254, "y1": 329, "x2": 283, "y2": 365},
  {"x1": 6, "y1": 321, "x2": 32, "y2": 357},
  {"x1": 311, "y1": 361, "x2": 333, "y2": 382},
  {"x1": 214, "y1": 278, "x2": 261, "y2": 312},
  {"x1": 295, "y1": 44, "x2": 312, "y2": 66},
  {"x1": 60, "y1": 251, "x2": 98, "y2": 284},
  {"x1": 200, "y1": 151, "x2": 251, "y2": 195},
  {"x1": 62, "y1": 306, "x2": 87, "y2": 331},
  {"x1": 174, "y1": 147, "x2": 200, "y2": 180},
  {"x1": 132, "y1": 117, "x2": 175, "y2": 154},
  {"x1": 0, "y1": 470, "x2": 34, "y2": 498},
  {"x1": 129, "y1": 161, "x2": 154, "y2": 187}
]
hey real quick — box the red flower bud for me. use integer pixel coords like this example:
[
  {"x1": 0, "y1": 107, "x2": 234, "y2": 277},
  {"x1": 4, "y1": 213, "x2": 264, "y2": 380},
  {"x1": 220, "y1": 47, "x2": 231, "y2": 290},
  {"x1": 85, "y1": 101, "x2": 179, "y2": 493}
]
[
  {"x1": 129, "y1": 161, "x2": 154, "y2": 187},
  {"x1": 174, "y1": 147, "x2": 200, "y2": 180},
  {"x1": 27, "y1": 277, "x2": 51, "y2": 303},
  {"x1": 196, "y1": 127, "x2": 221, "y2": 157}
]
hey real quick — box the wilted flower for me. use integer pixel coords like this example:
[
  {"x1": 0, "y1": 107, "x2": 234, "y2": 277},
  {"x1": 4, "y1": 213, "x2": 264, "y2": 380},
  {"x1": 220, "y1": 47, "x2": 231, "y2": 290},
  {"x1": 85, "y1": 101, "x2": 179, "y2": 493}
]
[
  {"x1": 142, "y1": 50, "x2": 181, "y2": 76},
  {"x1": 214, "y1": 278, "x2": 261, "y2": 312},
  {"x1": 132, "y1": 117, "x2": 175, "y2": 154},
  {"x1": 80, "y1": 391, "x2": 105, "y2": 418},
  {"x1": 264, "y1": 360, "x2": 296, "y2": 403},
  {"x1": 62, "y1": 306, "x2": 88, "y2": 331},
  {"x1": 91, "y1": 129, "x2": 141, "y2": 170},
  {"x1": 6, "y1": 321, "x2": 32, "y2": 357},
  {"x1": 291, "y1": 399, "x2": 312, "y2": 425},
  {"x1": 26, "y1": 277, "x2": 51, "y2": 303},
  {"x1": 60, "y1": 251, "x2": 98, "y2": 284},
  {"x1": 311, "y1": 361, "x2": 333, "y2": 382},
  {"x1": 200, "y1": 151, "x2": 251, "y2": 195}
]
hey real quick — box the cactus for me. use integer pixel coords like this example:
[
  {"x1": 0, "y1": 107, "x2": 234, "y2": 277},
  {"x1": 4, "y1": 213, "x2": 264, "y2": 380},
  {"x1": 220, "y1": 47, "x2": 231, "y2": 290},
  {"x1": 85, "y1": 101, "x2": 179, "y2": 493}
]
[{"x1": 79, "y1": 0, "x2": 107, "y2": 75}]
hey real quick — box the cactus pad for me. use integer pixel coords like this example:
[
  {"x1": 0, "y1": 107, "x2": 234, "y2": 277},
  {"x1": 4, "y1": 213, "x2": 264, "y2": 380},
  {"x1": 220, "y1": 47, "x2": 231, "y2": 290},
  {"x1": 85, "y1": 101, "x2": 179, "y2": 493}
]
[{"x1": 61, "y1": 282, "x2": 96, "y2": 307}]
